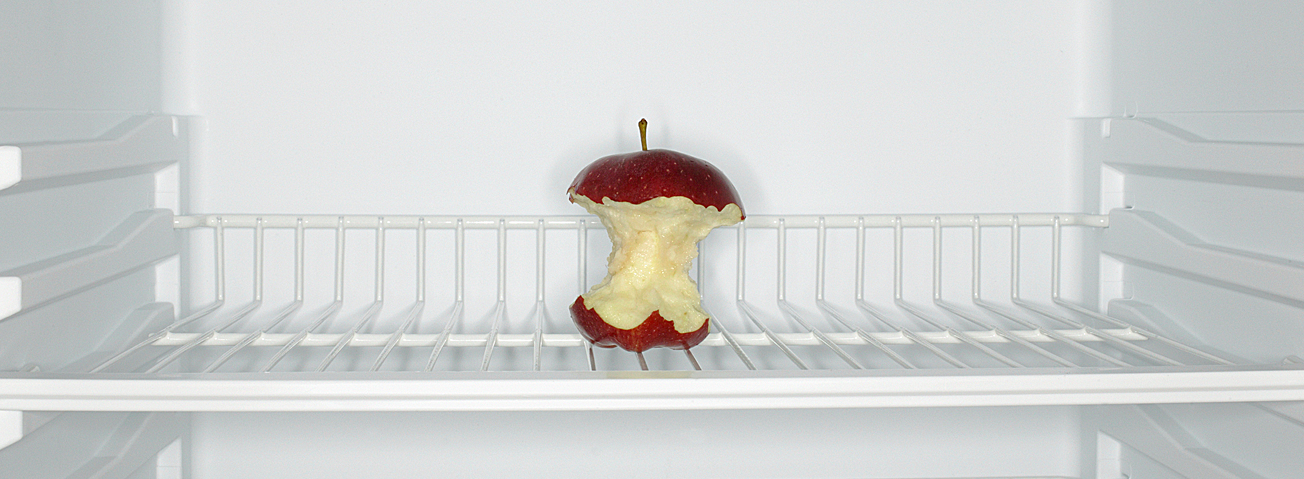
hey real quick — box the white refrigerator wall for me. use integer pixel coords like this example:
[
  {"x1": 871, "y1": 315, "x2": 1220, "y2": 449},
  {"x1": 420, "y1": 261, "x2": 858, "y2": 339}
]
[
  {"x1": 162, "y1": 0, "x2": 1101, "y2": 334},
  {"x1": 167, "y1": 1, "x2": 1090, "y2": 217}
]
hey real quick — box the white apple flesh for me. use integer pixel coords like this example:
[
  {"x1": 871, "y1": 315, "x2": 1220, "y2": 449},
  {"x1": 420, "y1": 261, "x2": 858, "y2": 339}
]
[{"x1": 572, "y1": 194, "x2": 743, "y2": 334}]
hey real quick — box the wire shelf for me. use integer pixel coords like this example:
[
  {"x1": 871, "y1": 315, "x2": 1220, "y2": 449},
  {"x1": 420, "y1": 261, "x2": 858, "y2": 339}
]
[{"x1": 85, "y1": 213, "x2": 1239, "y2": 375}]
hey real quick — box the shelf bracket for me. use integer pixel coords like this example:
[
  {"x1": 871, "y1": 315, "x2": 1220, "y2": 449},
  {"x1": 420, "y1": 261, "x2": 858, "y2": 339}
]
[
  {"x1": 0, "y1": 209, "x2": 177, "y2": 322},
  {"x1": 1103, "y1": 209, "x2": 1304, "y2": 309},
  {"x1": 0, "y1": 115, "x2": 188, "y2": 195}
]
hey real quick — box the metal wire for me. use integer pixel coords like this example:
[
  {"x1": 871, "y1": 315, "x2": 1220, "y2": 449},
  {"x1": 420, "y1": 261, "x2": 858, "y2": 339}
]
[
  {"x1": 77, "y1": 212, "x2": 1245, "y2": 374},
  {"x1": 777, "y1": 218, "x2": 863, "y2": 368},
  {"x1": 932, "y1": 216, "x2": 1076, "y2": 367}
]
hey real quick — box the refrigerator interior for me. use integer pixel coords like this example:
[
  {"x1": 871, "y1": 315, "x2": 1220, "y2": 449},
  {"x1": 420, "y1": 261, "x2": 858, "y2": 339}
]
[{"x1": 2, "y1": 1, "x2": 1303, "y2": 478}]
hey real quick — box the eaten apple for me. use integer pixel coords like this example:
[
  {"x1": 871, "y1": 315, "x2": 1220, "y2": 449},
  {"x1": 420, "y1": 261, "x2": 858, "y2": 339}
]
[{"x1": 568, "y1": 119, "x2": 745, "y2": 352}]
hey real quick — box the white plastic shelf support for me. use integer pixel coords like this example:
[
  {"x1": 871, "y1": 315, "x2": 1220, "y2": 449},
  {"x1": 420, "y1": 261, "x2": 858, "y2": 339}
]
[
  {"x1": 0, "y1": 410, "x2": 19, "y2": 450},
  {"x1": 0, "y1": 115, "x2": 187, "y2": 195},
  {"x1": 1090, "y1": 117, "x2": 1304, "y2": 190},
  {"x1": 0, "y1": 209, "x2": 176, "y2": 321},
  {"x1": 0, "y1": 412, "x2": 184, "y2": 477},
  {"x1": 1103, "y1": 209, "x2": 1304, "y2": 309},
  {"x1": 0, "y1": 146, "x2": 17, "y2": 191}
]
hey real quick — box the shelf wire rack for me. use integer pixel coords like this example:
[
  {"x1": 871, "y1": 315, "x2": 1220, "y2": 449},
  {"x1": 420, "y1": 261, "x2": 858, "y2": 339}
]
[{"x1": 85, "y1": 213, "x2": 1237, "y2": 374}]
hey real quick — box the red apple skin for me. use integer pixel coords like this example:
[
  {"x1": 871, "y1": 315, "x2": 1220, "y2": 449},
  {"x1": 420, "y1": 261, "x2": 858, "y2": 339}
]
[
  {"x1": 570, "y1": 296, "x2": 710, "y2": 353},
  {"x1": 568, "y1": 149, "x2": 745, "y2": 217}
]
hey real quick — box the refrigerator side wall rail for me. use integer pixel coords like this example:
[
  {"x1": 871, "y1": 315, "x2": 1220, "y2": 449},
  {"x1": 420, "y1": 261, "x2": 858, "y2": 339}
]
[
  {"x1": 0, "y1": 411, "x2": 186, "y2": 478},
  {"x1": 1094, "y1": 117, "x2": 1304, "y2": 191},
  {"x1": 0, "y1": 209, "x2": 176, "y2": 322},
  {"x1": 1097, "y1": 405, "x2": 1263, "y2": 479},
  {"x1": 1103, "y1": 209, "x2": 1304, "y2": 309},
  {"x1": 0, "y1": 115, "x2": 188, "y2": 195}
]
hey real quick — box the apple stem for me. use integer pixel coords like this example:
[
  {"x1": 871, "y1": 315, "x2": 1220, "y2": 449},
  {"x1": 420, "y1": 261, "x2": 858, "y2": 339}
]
[{"x1": 638, "y1": 118, "x2": 648, "y2": 151}]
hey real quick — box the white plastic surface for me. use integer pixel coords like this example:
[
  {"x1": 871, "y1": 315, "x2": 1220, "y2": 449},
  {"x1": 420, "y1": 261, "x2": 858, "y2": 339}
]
[
  {"x1": 0, "y1": 210, "x2": 176, "y2": 320},
  {"x1": 0, "y1": 412, "x2": 185, "y2": 479},
  {"x1": 1109, "y1": 2, "x2": 1304, "y2": 114},
  {"x1": 0, "y1": 110, "x2": 137, "y2": 145},
  {"x1": 1104, "y1": 209, "x2": 1304, "y2": 308},
  {"x1": 0, "y1": 146, "x2": 17, "y2": 191},
  {"x1": 1153, "y1": 112, "x2": 1304, "y2": 145},
  {"x1": 186, "y1": 408, "x2": 1081, "y2": 479},
  {"x1": 0, "y1": 410, "x2": 18, "y2": 450},
  {"x1": 177, "y1": 2, "x2": 1088, "y2": 217},
  {"x1": 4, "y1": 369, "x2": 1304, "y2": 412},
  {"x1": 1096, "y1": 406, "x2": 1279, "y2": 479},
  {"x1": 1087, "y1": 117, "x2": 1304, "y2": 365},
  {"x1": 1, "y1": 115, "x2": 187, "y2": 194},
  {"x1": 0, "y1": 2, "x2": 160, "y2": 111},
  {"x1": 1094, "y1": 117, "x2": 1304, "y2": 188},
  {"x1": 0, "y1": 278, "x2": 17, "y2": 322}
]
